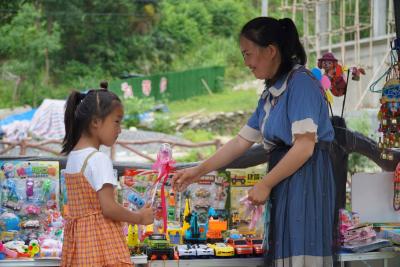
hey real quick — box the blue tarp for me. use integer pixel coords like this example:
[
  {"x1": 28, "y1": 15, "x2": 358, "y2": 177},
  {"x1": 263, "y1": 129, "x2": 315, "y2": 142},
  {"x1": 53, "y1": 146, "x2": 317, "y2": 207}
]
[{"x1": 0, "y1": 109, "x2": 37, "y2": 127}]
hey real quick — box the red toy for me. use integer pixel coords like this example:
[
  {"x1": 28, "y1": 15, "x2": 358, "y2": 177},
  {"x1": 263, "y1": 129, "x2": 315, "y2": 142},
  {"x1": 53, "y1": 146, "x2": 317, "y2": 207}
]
[{"x1": 226, "y1": 238, "x2": 253, "y2": 256}]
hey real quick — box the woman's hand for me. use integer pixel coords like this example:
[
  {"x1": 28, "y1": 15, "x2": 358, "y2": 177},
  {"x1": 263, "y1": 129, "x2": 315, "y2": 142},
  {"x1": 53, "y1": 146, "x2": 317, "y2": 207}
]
[
  {"x1": 247, "y1": 180, "x2": 272, "y2": 205},
  {"x1": 172, "y1": 166, "x2": 202, "y2": 192}
]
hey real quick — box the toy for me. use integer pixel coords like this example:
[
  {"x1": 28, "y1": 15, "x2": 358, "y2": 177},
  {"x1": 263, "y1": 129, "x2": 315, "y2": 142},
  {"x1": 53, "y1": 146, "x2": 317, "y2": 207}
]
[
  {"x1": 143, "y1": 233, "x2": 175, "y2": 260},
  {"x1": 207, "y1": 242, "x2": 234, "y2": 257},
  {"x1": 27, "y1": 240, "x2": 40, "y2": 257},
  {"x1": 39, "y1": 238, "x2": 62, "y2": 257},
  {"x1": 206, "y1": 217, "x2": 227, "y2": 243},
  {"x1": 239, "y1": 195, "x2": 263, "y2": 230},
  {"x1": 184, "y1": 211, "x2": 207, "y2": 244},
  {"x1": 150, "y1": 144, "x2": 175, "y2": 234},
  {"x1": 127, "y1": 191, "x2": 145, "y2": 209},
  {"x1": 0, "y1": 212, "x2": 20, "y2": 231},
  {"x1": 176, "y1": 244, "x2": 196, "y2": 258},
  {"x1": 167, "y1": 227, "x2": 183, "y2": 245},
  {"x1": 226, "y1": 238, "x2": 253, "y2": 256},
  {"x1": 5, "y1": 240, "x2": 29, "y2": 257},
  {"x1": 0, "y1": 242, "x2": 17, "y2": 258},
  {"x1": 25, "y1": 204, "x2": 41, "y2": 215},
  {"x1": 21, "y1": 220, "x2": 40, "y2": 229},
  {"x1": 26, "y1": 178, "x2": 34, "y2": 199},
  {"x1": 2, "y1": 200, "x2": 21, "y2": 211},
  {"x1": 126, "y1": 224, "x2": 139, "y2": 247},
  {"x1": 1, "y1": 163, "x2": 14, "y2": 178},
  {"x1": 192, "y1": 244, "x2": 214, "y2": 258},
  {"x1": 246, "y1": 238, "x2": 264, "y2": 255},
  {"x1": 317, "y1": 52, "x2": 347, "y2": 97}
]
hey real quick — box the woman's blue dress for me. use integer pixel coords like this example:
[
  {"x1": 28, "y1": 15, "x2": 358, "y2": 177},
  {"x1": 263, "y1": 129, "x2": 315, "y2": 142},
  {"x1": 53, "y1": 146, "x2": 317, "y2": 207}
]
[{"x1": 239, "y1": 65, "x2": 335, "y2": 266}]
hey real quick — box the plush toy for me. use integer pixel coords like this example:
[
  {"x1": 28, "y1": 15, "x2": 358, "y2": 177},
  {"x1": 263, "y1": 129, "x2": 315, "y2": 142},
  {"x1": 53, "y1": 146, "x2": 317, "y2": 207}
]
[{"x1": 318, "y1": 52, "x2": 347, "y2": 97}]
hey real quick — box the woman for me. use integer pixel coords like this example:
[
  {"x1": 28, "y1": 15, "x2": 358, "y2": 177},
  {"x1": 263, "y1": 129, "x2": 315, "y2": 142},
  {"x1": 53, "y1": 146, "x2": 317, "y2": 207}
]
[{"x1": 172, "y1": 17, "x2": 335, "y2": 266}]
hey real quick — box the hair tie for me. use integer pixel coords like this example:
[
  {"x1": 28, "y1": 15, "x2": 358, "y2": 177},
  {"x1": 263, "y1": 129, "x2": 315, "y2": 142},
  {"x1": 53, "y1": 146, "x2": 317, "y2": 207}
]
[{"x1": 78, "y1": 92, "x2": 86, "y2": 102}]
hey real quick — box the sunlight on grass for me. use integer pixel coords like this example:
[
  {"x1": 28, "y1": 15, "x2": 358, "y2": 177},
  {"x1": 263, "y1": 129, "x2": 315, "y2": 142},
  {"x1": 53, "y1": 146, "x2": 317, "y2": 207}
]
[{"x1": 168, "y1": 89, "x2": 259, "y2": 120}]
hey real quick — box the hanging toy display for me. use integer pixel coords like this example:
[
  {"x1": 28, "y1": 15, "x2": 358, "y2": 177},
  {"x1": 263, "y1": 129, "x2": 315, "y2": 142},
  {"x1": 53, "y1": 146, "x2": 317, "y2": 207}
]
[
  {"x1": 370, "y1": 40, "x2": 400, "y2": 161},
  {"x1": 312, "y1": 52, "x2": 365, "y2": 118},
  {"x1": 377, "y1": 78, "x2": 400, "y2": 161},
  {"x1": 317, "y1": 52, "x2": 347, "y2": 97},
  {"x1": 393, "y1": 162, "x2": 400, "y2": 211}
]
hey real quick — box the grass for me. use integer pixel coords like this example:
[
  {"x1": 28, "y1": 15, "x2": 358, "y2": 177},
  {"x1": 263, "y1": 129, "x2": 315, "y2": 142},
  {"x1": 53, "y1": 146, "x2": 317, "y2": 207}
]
[{"x1": 167, "y1": 88, "x2": 259, "y2": 120}]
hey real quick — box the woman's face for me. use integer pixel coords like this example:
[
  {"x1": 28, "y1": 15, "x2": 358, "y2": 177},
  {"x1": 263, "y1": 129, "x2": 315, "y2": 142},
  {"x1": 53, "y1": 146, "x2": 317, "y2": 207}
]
[{"x1": 239, "y1": 36, "x2": 279, "y2": 80}]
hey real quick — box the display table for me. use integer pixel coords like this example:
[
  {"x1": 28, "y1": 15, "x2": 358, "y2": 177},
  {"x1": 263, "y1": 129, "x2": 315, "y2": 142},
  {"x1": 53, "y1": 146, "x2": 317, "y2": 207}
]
[
  {"x1": 338, "y1": 251, "x2": 398, "y2": 267},
  {"x1": 0, "y1": 257, "x2": 265, "y2": 267}
]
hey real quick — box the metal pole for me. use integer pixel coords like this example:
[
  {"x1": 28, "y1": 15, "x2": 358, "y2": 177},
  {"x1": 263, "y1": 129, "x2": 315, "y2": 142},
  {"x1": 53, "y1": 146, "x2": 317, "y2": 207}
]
[
  {"x1": 262, "y1": 0, "x2": 268, "y2": 17},
  {"x1": 393, "y1": 0, "x2": 400, "y2": 61}
]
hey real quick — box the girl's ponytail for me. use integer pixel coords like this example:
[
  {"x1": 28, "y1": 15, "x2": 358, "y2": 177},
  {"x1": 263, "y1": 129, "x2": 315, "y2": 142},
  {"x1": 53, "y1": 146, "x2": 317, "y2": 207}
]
[
  {"x1": 62, "y1": 91, "x2": 84, "y2": 155},
  {"x1": 61, "y1": 81, "x2": 121, "y2": 155}
]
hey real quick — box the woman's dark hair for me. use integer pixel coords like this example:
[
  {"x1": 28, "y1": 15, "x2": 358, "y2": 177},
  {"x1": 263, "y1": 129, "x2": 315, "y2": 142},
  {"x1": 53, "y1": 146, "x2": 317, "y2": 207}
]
[
  {"x1": 62, "y1": 81, "x2": 122, "y2": 154},
  {"x1": 240, "y1": 17, "x2": 306, "y2": 82}
]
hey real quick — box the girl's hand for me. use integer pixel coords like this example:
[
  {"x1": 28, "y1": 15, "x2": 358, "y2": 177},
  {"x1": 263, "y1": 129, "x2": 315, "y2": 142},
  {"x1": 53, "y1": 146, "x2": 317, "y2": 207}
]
[
  {"x1": 248, "y1": 180, "x2": 272, "y2": 205},
  {"x1": 137, "y1": 204, "x2": 154, "y2": 225},
  {"x1": 171, "y1": 166, "x2": 202, "y2": 192}
]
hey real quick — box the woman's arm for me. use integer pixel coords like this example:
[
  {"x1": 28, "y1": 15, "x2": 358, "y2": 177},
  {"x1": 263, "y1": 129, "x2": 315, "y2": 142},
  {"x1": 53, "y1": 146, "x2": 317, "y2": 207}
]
[
  {"x1": 173, "y1": 135, "x2": 254, "y2": 191},
  {"x1": 98, "y1": 184, "x2": 154, "y2": 225},
  {"x1": 248, "y1": 132, "x2": 315, "y2": 204}
]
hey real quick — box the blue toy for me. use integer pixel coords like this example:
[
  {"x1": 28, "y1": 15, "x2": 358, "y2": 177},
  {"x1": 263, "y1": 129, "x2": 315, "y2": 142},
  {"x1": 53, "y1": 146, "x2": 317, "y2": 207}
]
[{"x1": 127, "y1": 191, "x2": 145, "y2": 209}]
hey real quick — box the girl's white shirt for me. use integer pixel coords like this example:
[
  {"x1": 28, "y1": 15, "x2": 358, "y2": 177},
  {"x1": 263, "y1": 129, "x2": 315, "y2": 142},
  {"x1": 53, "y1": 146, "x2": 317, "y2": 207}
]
[{"x1": 65, "y1": 147, "x2": 118, "y2": 191}]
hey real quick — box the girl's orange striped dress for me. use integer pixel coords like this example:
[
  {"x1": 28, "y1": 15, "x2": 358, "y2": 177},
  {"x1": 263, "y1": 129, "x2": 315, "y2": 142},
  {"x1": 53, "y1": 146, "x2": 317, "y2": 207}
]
[{"x1": 61, "y1": 151, "x2": 133, "y2": 266}]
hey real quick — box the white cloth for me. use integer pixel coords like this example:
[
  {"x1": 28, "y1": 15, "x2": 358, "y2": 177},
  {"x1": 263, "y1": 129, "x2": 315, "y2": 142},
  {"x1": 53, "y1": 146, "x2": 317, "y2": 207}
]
[
  {"x1": 29, "y1": 99, "x2": 66, "y2": 140},
  {"x1": 65, "y1": 147, "x2": 118, "y2": 191}
]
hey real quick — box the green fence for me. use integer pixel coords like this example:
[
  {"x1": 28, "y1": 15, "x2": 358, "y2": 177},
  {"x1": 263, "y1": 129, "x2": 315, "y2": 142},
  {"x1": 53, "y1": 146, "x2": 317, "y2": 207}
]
[{"x1": 109, "y1": 66, "x2": 224, "y2": 101}]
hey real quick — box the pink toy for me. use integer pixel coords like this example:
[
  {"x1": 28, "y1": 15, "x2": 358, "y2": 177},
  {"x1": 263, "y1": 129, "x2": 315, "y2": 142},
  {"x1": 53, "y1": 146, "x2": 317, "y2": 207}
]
[
  {"x1": 320, "y1": 75, "x2": 331, "y2": 91},
  {"x1": 25, "y1": 204, "x2": 41, "y2": 215},
  {"x1": 150, "y1": 143, "x2": 175, "y2": 234},
  {"x1": 239, "y1": 196, "x2": 263, "y2": 230}
]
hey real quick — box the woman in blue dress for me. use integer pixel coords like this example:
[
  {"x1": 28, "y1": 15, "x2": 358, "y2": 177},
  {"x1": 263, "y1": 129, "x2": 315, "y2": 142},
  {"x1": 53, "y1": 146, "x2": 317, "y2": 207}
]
[{"x1": 172, "y1": 17, "x2": 335, "y2": 267}]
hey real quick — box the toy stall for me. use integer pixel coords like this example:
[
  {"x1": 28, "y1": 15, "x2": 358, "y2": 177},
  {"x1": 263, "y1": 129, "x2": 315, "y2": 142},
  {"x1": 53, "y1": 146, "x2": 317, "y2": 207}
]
[{"x1": 0, "y1": 145, "x2": 268, "y2": 267}]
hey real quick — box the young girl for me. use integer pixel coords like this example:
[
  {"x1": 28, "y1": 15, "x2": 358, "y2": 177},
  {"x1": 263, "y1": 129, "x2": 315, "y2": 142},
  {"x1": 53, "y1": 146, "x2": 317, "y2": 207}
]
[{"x1": 61, "y1": 82, "x2": 154, "y2": 266}]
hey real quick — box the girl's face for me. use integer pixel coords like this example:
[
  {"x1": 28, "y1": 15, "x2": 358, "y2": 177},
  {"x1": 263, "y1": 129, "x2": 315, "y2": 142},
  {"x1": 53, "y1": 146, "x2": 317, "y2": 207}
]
[
  {"x1": 93, "y1": 104, "x2": 123, "y2": 147},
  {"x1": 239, "y1": 36, "x2": 280, "y2": 80}
]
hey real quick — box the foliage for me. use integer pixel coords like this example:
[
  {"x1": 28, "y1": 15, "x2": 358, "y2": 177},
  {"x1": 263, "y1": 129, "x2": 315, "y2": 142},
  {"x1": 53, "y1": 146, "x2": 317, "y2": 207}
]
[
  {"x1": 346, "y1": 112, "x2": 380, "y2": 175},
  {"x1": 181, "y1": 129, "x2": 216, "y2": 143},
  {"x1": 168, "y1": 88, "x2": 258, "y2": 120},
  {"x1": 122, "y1": 96, "x2": 156, "y2": 128}
]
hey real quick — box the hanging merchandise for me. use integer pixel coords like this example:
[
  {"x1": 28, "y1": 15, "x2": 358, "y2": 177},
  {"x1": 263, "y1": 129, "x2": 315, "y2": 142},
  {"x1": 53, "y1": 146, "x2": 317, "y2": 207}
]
[
  {"x1": 394, "y1": 163, "x2": 400, "y2": 211},
  {"x1": 316, "y1": 52, "x2": 365, "y2": 117},
  {"x1": 370, "y1": 41, "x2": 400, "y2": 161}
]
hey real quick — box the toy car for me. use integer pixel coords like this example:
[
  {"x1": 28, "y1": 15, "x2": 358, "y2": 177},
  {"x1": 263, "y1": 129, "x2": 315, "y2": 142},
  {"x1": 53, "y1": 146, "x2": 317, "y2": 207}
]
[
  {"x1": 195, "y1": 188, "x2": 211, "y2": 198},
  {"x1": 176, "y1": 244, "x2": 196, "y2": 258},
  {"x1": 207, "y1": 243, "x2": 234, "y2": 257},
  {"x1": 246, "y1": 238, "x2": 264, "y2": 255},
  {"x1": 21, "y1": 220, "x2": 40, "y2": 229},
  {"x1": 192, "y1": 244, "x2": 214, "y2": 258},
  {"x1": 143, "y1": 234, "x2": 175, "y2": 260},
  {"x1": 127, "y1": 191, "x2": 145, "y2": 209},
  {"x1": 3, "y1": 200, "x2": 22, "y2": 211},
  {"x1": 227, "y1": 238, "x2": 253, "y2": 256}
]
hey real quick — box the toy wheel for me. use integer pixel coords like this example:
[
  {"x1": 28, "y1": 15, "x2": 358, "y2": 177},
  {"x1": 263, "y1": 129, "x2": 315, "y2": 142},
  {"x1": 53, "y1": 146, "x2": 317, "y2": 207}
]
[
  {"x1": 168, "y1": 250, "x2": 174, "y2": 260},
  {"x1": 161, "y1": 254, "x2": 168, "y2": 260},
  {"x1": 146, "y1": 248, "x2": 153, "y2": 260}
]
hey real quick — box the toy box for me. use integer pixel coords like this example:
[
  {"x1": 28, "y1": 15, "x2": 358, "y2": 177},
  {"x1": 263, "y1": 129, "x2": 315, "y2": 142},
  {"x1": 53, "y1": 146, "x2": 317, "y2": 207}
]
[
  {"x1": 182, "y1": 171, "x2": 229, "y2": 224},
  {"x1": 0, "y1": 160, "x2": 61, "y2": 247},
  {"x1": 227, "y1": 166, "x2": 266, "y2": 236}
]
